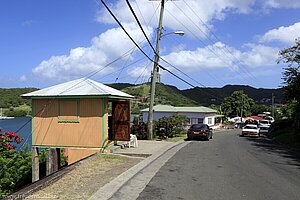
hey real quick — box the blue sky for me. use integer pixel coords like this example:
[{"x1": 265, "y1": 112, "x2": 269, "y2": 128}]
[{"x1": 0, "y1": 0, "x2": 300, "y2": 89}]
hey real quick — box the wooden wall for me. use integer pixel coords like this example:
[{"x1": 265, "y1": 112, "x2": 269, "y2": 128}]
[
  {"x1": 32, "y1": 98, "x2": 108, "y2": 148},
  {"x1": 65, "y1": 148, "x2": 99, "y2": 165}
]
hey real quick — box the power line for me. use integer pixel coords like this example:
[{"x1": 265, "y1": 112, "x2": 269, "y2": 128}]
[
  {"x1": 101, "y1": 0, "x2": 225, "y2": 101},
  {"x1": 126, "y1": 0, "x2": 157, "y2": 56},
  {"x1": 164, "y1": 7, "x2": 250, "y2": 86},
  {"x1": 100, "y1": 0, "x2": 184, "y2": 86},
  {"x1": 175, "y1": 1, "x2": 259, "y2": 84}
]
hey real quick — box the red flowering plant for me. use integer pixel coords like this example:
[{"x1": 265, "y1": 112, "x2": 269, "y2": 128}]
[{"x1": 0, "y1": 130, "x2": 23, "y2": 153}]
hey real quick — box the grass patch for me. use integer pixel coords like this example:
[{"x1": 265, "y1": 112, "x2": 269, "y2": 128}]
[
  {"x1": 166, "y1": 135, "x2": 187, "y2": 142},
  {"x1": 166, "y1": 131, "x2": 187, "y2": 142}
]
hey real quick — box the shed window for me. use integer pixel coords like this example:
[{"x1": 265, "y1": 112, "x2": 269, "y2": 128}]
[{"x1": 58, "y1": 99, "x2": 80, "y2": 123}]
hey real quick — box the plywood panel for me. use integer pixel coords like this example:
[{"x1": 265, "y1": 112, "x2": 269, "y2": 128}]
[
  {"x1": 33, "y1": 98, "x2": 108, "y2": 148},
  {"x1": 65, "y1": 148, "x2": 99, "y2": 165}
]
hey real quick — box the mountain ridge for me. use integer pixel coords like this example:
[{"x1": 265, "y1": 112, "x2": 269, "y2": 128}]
[{"x1": 108, "y1": 83, "x2": 284, "y2": 107}]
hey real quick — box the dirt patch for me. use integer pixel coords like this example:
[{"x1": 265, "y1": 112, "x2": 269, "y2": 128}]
[{"x1": 26, "y1": 154, "x2": 143, "y2": 200}]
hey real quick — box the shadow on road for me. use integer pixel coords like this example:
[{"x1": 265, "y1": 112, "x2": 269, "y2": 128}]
[{"x1": 244, "y1": 134, "x2": 300, "y2": 169}]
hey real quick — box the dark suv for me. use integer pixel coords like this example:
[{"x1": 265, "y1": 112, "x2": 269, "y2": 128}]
[{"x1": 187, "y1": 124, "x2": 213, "y2": 141}]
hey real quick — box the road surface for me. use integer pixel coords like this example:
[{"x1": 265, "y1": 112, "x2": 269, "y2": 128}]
[{"x1": 137, "y1": 130, "x2": 300, "y2": 200}]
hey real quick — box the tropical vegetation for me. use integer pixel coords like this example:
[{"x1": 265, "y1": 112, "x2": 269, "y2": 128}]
[
  {"x1": 269, "y1": 38, "x2": 300, "y2": 148},
  {"x1": 0, "y1": 131, "x2": 32, "y2": 197}
]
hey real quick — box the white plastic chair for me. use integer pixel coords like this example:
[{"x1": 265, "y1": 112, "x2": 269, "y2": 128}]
[{"x1": 128, "y1": 134, "x2": 138, "y2": 148}]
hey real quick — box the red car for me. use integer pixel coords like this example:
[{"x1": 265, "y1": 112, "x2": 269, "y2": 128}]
[{"x1": 187, "y1": 124, "x2": 213, "y2": 141}]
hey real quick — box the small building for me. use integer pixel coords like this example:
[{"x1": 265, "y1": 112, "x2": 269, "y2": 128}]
[
  {"x1": 140, "y1": 104, "x2": 219, "y2": 126},
  {"x1": 22, "y1": 78, "x2": 133, "y2": 181}
]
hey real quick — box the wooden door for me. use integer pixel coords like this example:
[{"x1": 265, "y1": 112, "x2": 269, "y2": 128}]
[{"x1": 112, "y1": 101, "x2": 130, "y2": 141}]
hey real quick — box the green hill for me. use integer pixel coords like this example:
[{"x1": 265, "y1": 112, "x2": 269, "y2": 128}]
[
  {"x1": 0, "y1": 84, "x2": 284, "y2": 115},
  {"x1": 111, "y1": 83, "x2": 198, "y2": 113},
  {"x1": 108, "y1": 83, "x2": 284, "y2": 113},
  {"x1": 0, "y1": 88, "x2": 38, "y2": 108},
  {"x1": 181, "y1": 85, "x2": 284, "y2": 106}
]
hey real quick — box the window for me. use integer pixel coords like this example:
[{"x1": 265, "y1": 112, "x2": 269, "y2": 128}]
[
  {"x1": 58, "y1": 99, "x2": 80, "y2": 123},
  {"x1": 207, "y1": 118, "x2": 212, "y2": 125},
  {"x1": 190, "y1": 118, "x2": 204, "y2": 124},
  {"x1": 190, "y1": 118, "x2": 198, "y2": 124},
  {"x1": 198, "y1": 118, "x2": 204, "y2": 124}
]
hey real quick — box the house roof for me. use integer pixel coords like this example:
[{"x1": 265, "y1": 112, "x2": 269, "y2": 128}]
[
  {"x1": 140, "y1": 104, "x2": 217, "y2": 113},
  {"x1": 22, "y1": 78, "x2": 134, "y2": 99},
  {"x1": 245, "y1": 116, "x2": 264, "y2": 121}
]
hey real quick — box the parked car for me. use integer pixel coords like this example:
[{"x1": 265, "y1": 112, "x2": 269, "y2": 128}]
[
  {"x1": 264, "y1": 116, "x2": 275, "y2": 123},
  {"x1": 187, "y1": 124, "x2": 213, "y2": 141},
  {"x1": 241, "y1": 124, "x2": 260, "y2": 137},
  {"x1": 259, "y1": 120, "x2": 271, "y2": 133}
]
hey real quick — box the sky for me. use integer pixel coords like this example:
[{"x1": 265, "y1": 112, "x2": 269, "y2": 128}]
[{"x1": 0, "y1": 0, "x2": 300, "y2": 90}]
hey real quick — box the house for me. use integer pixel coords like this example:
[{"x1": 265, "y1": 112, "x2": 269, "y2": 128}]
[
  {"x1": 140, "y1": 105, "x2": 219, "y2": 126},
  {"x1": 22, "y1": 78, "x2": 133, "y2": 181}
]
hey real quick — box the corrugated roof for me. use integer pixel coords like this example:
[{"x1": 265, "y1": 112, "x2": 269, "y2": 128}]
[
  {"x1": 140, "y1": 104, "x2": 217, "y2": 113},
  {"x1": 22, "y1": 78, "x2": 133, "y2": 98}
]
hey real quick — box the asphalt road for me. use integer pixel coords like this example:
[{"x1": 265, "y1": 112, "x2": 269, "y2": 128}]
[{"x1": 137, "y1": 130, "x2": 300, "y2": 200}]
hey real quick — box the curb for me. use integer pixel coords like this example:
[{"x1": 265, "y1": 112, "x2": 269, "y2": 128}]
[{"x1": 89, "y1": 140, "x2": 186, "y2": 200}]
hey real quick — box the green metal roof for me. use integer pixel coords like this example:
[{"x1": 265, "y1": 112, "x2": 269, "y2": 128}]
[{"x1": 140, "y1": 104, "x2": 217, "y2": 113}]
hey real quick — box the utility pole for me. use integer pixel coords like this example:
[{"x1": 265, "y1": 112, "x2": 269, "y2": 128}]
[
  {"x1": 272, "y1": 93, "x2": 275, "y2": 118},
  {"x1": 147, "y1": 0, "x2": 165, "y2": 140}
]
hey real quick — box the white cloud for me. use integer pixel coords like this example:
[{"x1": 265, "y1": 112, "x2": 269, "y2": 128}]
[
  {"x1": 19, "y1": 75, "x2": 27, "y2": 82},
  {"x1": 32, "y1": 23, "x2": 153, "y2": 81},
  {"x1": 22, "y1": 20, "x2": 38, "y2": 27},
  {"x1": 240, "y1": 43, "x2": 279, "y2": 67},
  {"x1": 127, "y1": 65, "x2": 151, "y2": 79},
  {"x1": 162, "y1": 42, "x2": 279, "y2": 71},
  {"x1": 260, "y1": 22, "x2": 300, "y2": 44},
  {"x1": 97, "y1": 0, "x2": 256, "y2": 38},
  {"x1": 262, "y1": 0, "x2": 300, "y2": 9},
  {"x1": 162, "y1": 42, "x2": 238, "y2": 71}
]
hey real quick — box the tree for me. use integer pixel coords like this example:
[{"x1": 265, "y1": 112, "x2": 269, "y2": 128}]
[
  {"x1": 251, "y1": 104, "x2": 270, "y2": 116},
  {"x1": 221, "y1": 91, "x2": 254, "y2": 118},
  {"x1": 278, "y1": 38, "x2": 300, "y2": 130}
]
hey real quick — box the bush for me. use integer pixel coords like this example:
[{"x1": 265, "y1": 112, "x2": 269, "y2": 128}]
[
  {"x1": 0, "y1": 131, "x2": 32, "y2": 198},
  {"x1": 154, "y1": 114, "x2": 189, "y2": 139},
  {"x1": 131, "y1": 122, "x2": 148, "y2": 140}
]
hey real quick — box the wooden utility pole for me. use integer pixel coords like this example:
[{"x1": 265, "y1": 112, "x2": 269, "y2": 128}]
[
  {"x1": 32, "y1": 147, "x2": 39, "y2": 182},
  {"x1": 147, "y1": 0, "x2": 165, "y2": 140},
  {"x1": 272, "y1": 93, "x2": 275, "y2": 118}
]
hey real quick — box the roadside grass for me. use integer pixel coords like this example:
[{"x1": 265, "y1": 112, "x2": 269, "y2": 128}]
[
  {"x1": 166, "y1": 131, "x2": 187, "y2": 142},
  {"x1": 27, "y1": 154, "x2": 142, "y2": 200}
]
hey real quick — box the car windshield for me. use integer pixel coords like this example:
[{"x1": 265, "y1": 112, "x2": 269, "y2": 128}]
[
  {"x1": 244, "y1": 126, "x2": 257, "y2": 129},
  {"x1": 190, "y1": 124, "x2": 207, "y2": 130}
]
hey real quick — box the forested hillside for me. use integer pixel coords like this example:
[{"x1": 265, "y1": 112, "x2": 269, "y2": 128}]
[
  {"x1": 181, "y1": 85, "x2": 284, "y2": 106},
  {"x1": 0, "y1": 88, "x2": 38, "y2": 108}
]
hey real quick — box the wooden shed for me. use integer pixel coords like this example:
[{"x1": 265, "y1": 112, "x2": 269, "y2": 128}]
[{"x1": 22, "y1": 78, "x2": 133, "y2": 181}]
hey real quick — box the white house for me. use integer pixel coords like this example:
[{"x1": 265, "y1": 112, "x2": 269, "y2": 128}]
[{"x1": 140, "y1": 104, "x2": 219, "y2": 126}]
